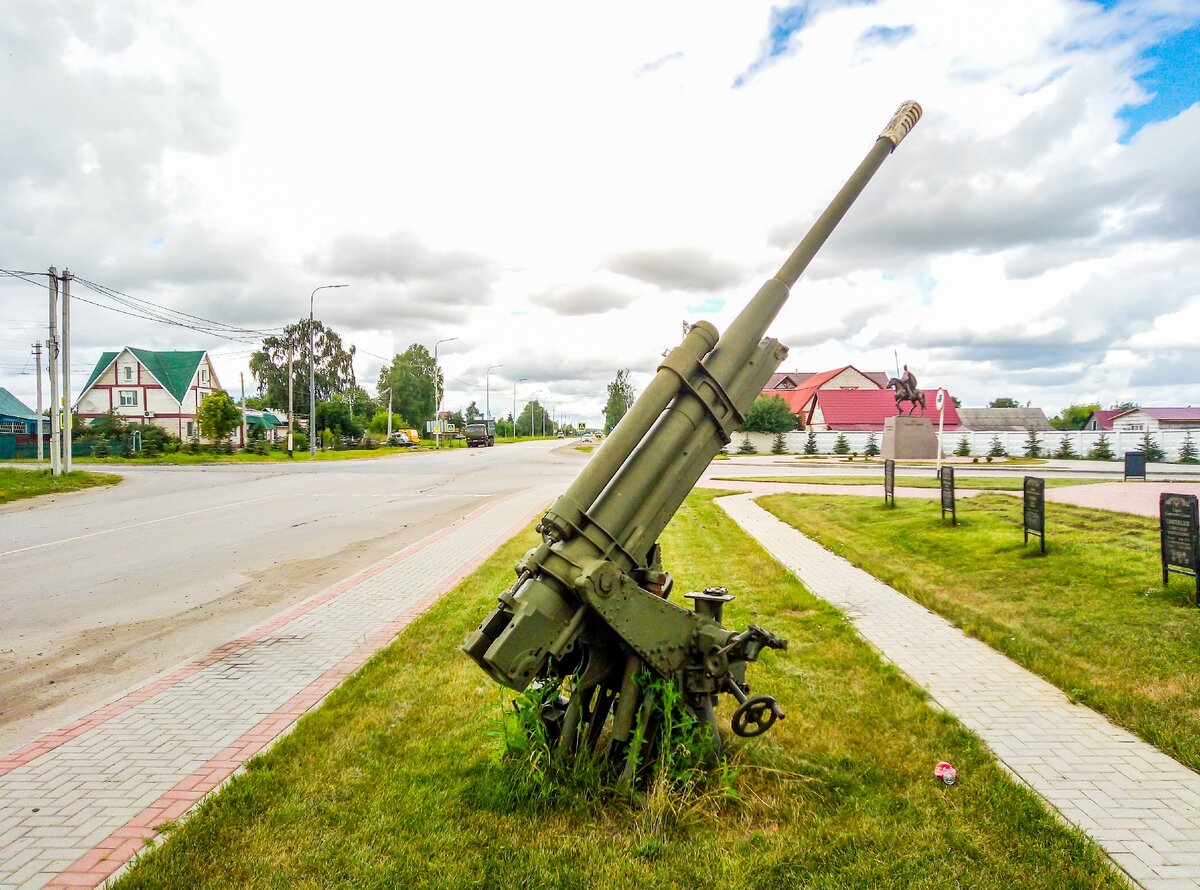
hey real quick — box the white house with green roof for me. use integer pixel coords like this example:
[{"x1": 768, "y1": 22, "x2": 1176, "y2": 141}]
[{"x1": 76, "y1": 348, "x2": 222, "y2": 440}]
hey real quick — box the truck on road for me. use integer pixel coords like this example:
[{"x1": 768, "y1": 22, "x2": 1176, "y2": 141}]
[{"x1": 465, "y1": 420, "x2": 496, "y2": 447}]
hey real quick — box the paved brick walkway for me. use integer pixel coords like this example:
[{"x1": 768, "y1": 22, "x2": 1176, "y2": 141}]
[
  {"x1": 0, "y1": 489, "x2": 551, "y2": 890},
  {"x1": 720, "y1": 492, "x2": 1200, "y2": 890}
]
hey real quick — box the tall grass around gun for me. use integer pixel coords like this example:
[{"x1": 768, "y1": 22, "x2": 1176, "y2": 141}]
[{"x1": 114, "y1": 491, "x2": 1123, "y2": 890}]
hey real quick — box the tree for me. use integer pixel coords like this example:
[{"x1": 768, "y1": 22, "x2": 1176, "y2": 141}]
[
  {"x1": 197, "y1": 391, "x2": 242, "y2": 443},
  {"x1": 804, "y1": 430, "x2": 819, "y2": 455},
  {"x1": 378, "y1": 344, "x2": 440, "y2": 429},
  {"x1": 516, "y1": 400, "x2": 550, "y2": 437},
  {"x1": 737, "y1": 434, "x2": 757, "y2": 455},
  {"x1": 345, "y1": 385, "x2": 379, "y2": 428},
  {"x1": 833, "y1": 433, "x2": 851, "y2": 455},
  {"x1": 604, "y1": 369, "x2": 636, "y2": 434},
  {"x1": 864, "y1": 432, "x2": 881, "y2": 457},
  {"x1": 1178, "y1": 432, "x2": 1198, "y2": 464},
  {"x1": 1023, "y1": 428, "x2": 1043, "y2": 458},
  {"x1": 988, "y1": 397, "x2": 1020, "y2": 408},
  {"x1": 742, "y1": 395, "x2": 800, "y2": 434},
  {"x1": 1088, "y1": 433, "x2": 1114, "y2": 461},
  {"x1": 315, "y1": 395, "x2": 362, "y2": 438},
  {"x1": 771, "y1": 431, "x2": 788, "y2": 454},
  {"x1": 951, "y1": 396, "x2": 962, "y2": 408},
  {"x1": 465, "y1": 402, "x2": 482, "y2": 422},
  {"x1": 1138, "y1": 430, "x2": 1166, "y2": 463},
  {"x1": 1110, "y1": 400, "x2": 1138, "y2": 412},
  {"x1": 987, "y1": 436, "x2": 1007, "y2": 458},
  {"x1": 249, "y1": 318, "x2": 357, "y2": 416},
  {"x1": 1050, "y1": 403, "x2": 1100, "y2": 431},
  {"x1": 954, "y1": 435, "x2": 971, "y2": 457},
  {"x1": 1052, "y1": 436, "x2": 1077, "y2": 459}
]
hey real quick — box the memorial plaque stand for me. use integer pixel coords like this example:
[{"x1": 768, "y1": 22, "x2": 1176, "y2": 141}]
[
  {"x1": 940, "y1": 465, "x2": 956, "y2": 525},
  {"x1": 884, "y1": 458, "x2": 895, "y2": 507},
  {"x1": 1124, "y1": 451, "x2": 1147, "y2": 481},
  {"x1": 1160, "y1": 493, "x2": 1200, "y2": 601},
  {"x1": 1023, "y1": 476, "x2": 1046, "y2": 554}
]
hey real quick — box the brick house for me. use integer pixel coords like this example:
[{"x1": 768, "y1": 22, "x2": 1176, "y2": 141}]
[{"x1": 76, "y1": 348, "x2": 221, "y2": 441}]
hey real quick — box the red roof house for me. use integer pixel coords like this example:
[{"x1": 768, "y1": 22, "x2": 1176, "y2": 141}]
[
  {"x1": 761, "y1": 365, "x2": 885, "y2": 418},
  {"x1": 806, "y1": 388, "x2": 962, "y2": 432}
]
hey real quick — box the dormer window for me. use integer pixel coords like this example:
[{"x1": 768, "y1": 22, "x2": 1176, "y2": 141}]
[
  {"x1": 201, "y1": 369, "x2": 210, "y2": 384},
  {"x1": 123, "y1": 365, "x2": 133, "y2": 381}
]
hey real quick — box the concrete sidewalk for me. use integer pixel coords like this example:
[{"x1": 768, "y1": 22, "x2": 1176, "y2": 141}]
[
  {"x1": 720, "y1": 492, "x2": 1200, "y2": 889},
  {"x1": 0, "y1": 488, "x2": 550, "y2": 890}
]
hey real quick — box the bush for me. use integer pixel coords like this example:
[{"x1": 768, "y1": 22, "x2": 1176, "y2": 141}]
[
  {"x1": 93, "y1": 442, "x2": 109, "y2": 458},
  {"x1": 954, "y1": 436, "x2": 971, "y2": 457},
  {"x1": 1138, "y1": 431, "x2": 1166, "y2": 463},
  {"x1": 292, "y1": 431, "x2": 308, "y2": 453},
  {"x1": 987, "y1": 436, "x2": 1007, "y2": 459}
]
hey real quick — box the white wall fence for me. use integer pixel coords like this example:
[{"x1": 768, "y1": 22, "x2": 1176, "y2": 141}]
[{"x1": 732, "y1": 428, "x2": 1198, "y2": 461}]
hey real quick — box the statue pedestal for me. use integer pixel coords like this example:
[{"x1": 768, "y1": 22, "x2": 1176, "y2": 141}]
[{"x1": 882, "y1": 416, "x2": 938, "y2": 460}]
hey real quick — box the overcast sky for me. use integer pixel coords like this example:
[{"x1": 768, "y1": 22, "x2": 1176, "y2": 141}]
[{"x1": 3, "y1": 0, "x2": 1199, "y2": 425}]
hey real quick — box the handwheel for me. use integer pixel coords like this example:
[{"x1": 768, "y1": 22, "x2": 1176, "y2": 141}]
[{"x1": 731, "y1": 695, "x2": 781, "y2": 737}]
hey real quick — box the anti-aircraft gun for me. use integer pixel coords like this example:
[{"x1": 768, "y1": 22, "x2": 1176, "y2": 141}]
[{"x1": 464, "y1": 102, "x2": 922, "y2": 784}]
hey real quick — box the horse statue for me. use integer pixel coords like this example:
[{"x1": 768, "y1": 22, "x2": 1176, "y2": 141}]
[{"x1": 887, "y1": 370, "x2": 926, "y2": 416}]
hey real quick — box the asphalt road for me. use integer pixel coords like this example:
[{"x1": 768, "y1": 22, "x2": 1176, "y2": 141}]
[{"x1": 0, "y1": 440, "x2": 584, "y2": 753}]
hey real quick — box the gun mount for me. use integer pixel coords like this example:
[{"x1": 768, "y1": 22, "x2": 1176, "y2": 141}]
[{"x1": 464, "y1": 102, "x2": 922, "y2": 784}]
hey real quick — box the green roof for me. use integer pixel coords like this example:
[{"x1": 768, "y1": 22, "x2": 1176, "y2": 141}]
[
  {"x1": 81, "y1": 348, "x2": 208, "y2": 404},
  {"x1": 248, "y1": 414, "x2": 281, "y2": 429},
  {"x1": 0, "y1": 387, "x2": 39, "y2": 421}
]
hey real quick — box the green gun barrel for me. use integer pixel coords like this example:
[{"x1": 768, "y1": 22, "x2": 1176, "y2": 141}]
[{"x1": 465, "y1": 101, "x2": 922, "y2": 691}]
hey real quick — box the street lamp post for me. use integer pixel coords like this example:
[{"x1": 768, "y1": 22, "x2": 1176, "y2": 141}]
[
  {"x1": 380, "y1": 386, "x2": 393, "y2": 445},
  {"x1": 485, "y1": 364, "x2": 502, "y2": 422},
  {"x1": 513, "y1": 377, "x2": 527, "y2": 439},
  {"x1": 432, "y1": 337, "x2": 459, "y2": 449},
  {"x1": 309, "y1": 284, "x2": 347, "y2": 457}
]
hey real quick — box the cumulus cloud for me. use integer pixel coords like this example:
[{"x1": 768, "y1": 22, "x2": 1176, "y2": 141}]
[
  {"x1": 604, "y1": 246, "x2": 747, "y2": 292},
  {"x1": 530, "y1": 282, "x2": 637, "y2": 316}
]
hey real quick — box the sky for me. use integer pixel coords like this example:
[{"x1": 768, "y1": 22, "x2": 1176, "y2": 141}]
[{"x1": 2, "y1": 0, "x2": 1200, "y2": 426}]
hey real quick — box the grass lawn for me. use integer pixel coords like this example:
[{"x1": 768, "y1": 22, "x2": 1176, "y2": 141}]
[
  {"x1": 0, "y1": 467, "x2": 120, "y2": 505},
  {"x1": 759, "y1": 492, "x2": 1200, "y2": 773},
  {"x1": 115, "y1": 491, "x2": 1119, "y2": 889},
  {"x1": 713, "y1": 475, "x2": 1100, "y2": 491}
]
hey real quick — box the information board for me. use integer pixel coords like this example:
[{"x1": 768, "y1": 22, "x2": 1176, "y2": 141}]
[
  {"x1": 1160, "y1": 493, "x2": 1199, "y2": 600},
  {"x1": 1023, "y1": 476, "x2": 1046, "y2": 554},
  {"x1": 884, "y1": 458, "x2": 895, "y2": 506},
  {"x1": 1125, "y1": 451, "x2": 1147, "y2": 481},
  {"x1": 940, "y1": 465, "x2": 956, "y2": 525}
]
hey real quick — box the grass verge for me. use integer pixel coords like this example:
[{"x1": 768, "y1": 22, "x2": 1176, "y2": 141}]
[
  {"x1": 712, "y1": 475, "x2": 1099, "y2": 490},
  {"x1": 760, "y1": 492, "x2": 1200, "y2": 773},
  {"x1": 114, "y1": 491, "x2": 1120, "y2": 889},
  {"x1": 0, "y1": 467, "x2": 120, "y2": 505}
]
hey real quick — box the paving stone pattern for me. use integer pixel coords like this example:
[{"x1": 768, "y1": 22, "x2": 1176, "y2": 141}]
[
  {"x1": 720, "y1": 492, "x2": 1200, "y2": 889},
  {"x1": 0, "y1": 489, "x2": 551, "y2": 890}
]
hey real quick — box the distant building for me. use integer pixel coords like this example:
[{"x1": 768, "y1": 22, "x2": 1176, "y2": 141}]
[
  {"x1": 0, "y1": 387, "x2": 42, "y2": 435},
  {"x1": 957, "y1": 407, "x2": 1054, "y2": 432},
  {"x1": 805, "y1": 388, "x2": 962, "y2": 432},
  {"x1": 1110, "y1": 407, "x2": 1200, "y2": 433},
  {"x1": 761, "y1": 365, "x2": 888, "y2": 424},
  {"x1": 1082, "y1": 410, "x2": 1123, "y2": 431},
  {"x1": 76, "y1": 348, "x2": 221, "y2": 441}
]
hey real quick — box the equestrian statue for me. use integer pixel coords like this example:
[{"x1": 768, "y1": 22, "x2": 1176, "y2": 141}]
[{"x1": 887, "y1": 364, "x2": 925, "y2": 415}]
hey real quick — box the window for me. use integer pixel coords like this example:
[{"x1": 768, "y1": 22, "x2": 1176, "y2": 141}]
[
  {"x1": 1128, "y1": 423, "x2": 1144, "y2": 432},
  {"x1": 0, "y1": 421, "x2": 22, "y2": 434},
  {"x1": 123, "y1": 365, "x2": 133, "y2": 381},
  {"x1": 118, "y1": 390, "x2": 138, "y2": 407},
  {"x1": 201, "y1": 369, "x2": 209, "y2": 384}
]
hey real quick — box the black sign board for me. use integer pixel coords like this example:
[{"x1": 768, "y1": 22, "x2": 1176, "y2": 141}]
[
  {"x1": 884, "y1": 458, "x2": 895, "y2": 506},
  {"x1": 940, "y1": 465, "x2": 956, "y2": 525},
  {"x1": 1160, "y1": 493, "x2": 1200, "y2": 600},
  {"x1": 1124, "y1": 451, "x2": 1147, "y2": 481},
  {"x1": 1023, "y1": 476, "x2": 1046, "y2": 554}
]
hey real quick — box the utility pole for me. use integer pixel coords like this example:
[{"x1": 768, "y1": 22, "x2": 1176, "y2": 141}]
[
  {"x1": 61, "y1": 269, "x2": 72, "y2": 473},
  {"x1": 287, "y1": 346, "x2": 294, "y2": 458},
  {"x1": 32, "y1": 342, "x2": 43, "y2": 462},
  {"x1": 47, "y1": 267, "x2": 61, "y2": 476},
  {"x1": 240, "y1": 371, "x2": 247, "y2": 449}
]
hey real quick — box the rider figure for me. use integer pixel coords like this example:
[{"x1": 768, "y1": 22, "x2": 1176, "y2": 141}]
[{"x1": 900, "y1": 364, "x2": 918, "y2": 401}]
